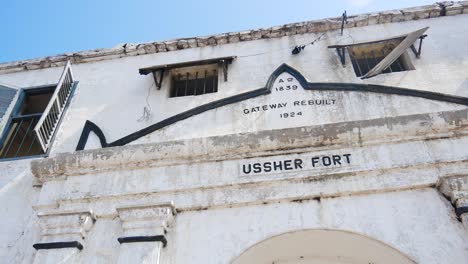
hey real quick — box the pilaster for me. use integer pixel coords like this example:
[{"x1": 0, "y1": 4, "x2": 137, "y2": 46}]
[
  {"x1": 32, "y1": 210, "x2": 95, "y2": 263},
  {"x1": 116, "y1": 203, "x2": 175, "y2": 264}
]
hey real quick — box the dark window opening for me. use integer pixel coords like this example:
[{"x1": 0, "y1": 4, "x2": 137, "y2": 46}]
[
  {"x1": 20, "y1": 86, "x2": 55, "y2": 115},
  {"x1": 170, "y1": 65, "x2": 218, "y2": 98},
  {"x1": 0, "y1": 86, "x2": 55, "y2": 159},
  {"x1": 348, "y1": 39, "x2": 414, "y2": 77}
]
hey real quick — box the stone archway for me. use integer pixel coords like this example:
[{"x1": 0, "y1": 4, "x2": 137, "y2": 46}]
[{"x1": 232, "y1": 229, "x2": 416, "y2": 264}]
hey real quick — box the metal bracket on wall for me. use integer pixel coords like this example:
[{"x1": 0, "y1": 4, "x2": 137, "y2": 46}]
[
  {"x1": 340, "y1": 10, "x2": 348, "y2": 36},
  {"x1": 410, "y1": 34, "x2": 427, "y2": 58},
  {"x1": 152, "y1": 69, "x2": 165, "y2": 90},
  {"x1": 335, "y1": 47, "x2": 346, "y2": 66},
  {"x1": 218, "y1": 59, "x2": 232, "y2": 82},
  {"x1": 139, "y1": 56, "x2": 236, "y2": 90},
  {"x1": 329, "y1": 29, "x2": 428, "y2": 70}
]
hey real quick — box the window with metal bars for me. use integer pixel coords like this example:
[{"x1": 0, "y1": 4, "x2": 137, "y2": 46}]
[
  {"x1": 170, "y1": 64, "x2": 218, "y2": 97},
  {"x1": 0, "y1": 61, "x2": 76, "y2": 160},
  {"x1": 0, "y1": 86, "x2": 55, "y2": 159},
  {"x1": 348, "y1": 39, "x2": 415, "y2": 78}
]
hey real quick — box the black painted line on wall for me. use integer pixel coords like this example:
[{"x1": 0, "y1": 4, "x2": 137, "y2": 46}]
[
  {"x1": 33, "y1": 241, "x2": 83, "y2": 250},
  {"x1": 76, "y1": 120, "x2": 108, "y2": 150},
  {"x1": 75, "y1": 63, "x2": 468, "y2": 151},
  {"x1": 455, "y1": 206, "x2": 468, "y2": 217},
  {"x1": 307, "y1": 83, "x2": 468, "y2": 106},
  {"x1": 117, "y1": 235, "x2": 167, "y2": 247}
]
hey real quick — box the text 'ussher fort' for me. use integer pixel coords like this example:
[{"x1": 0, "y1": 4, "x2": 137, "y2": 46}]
[{"x1": 241, "y1": 153, "x2": 352, "y2": 175}]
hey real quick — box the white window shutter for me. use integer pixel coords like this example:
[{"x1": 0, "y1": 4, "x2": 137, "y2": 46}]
[
  {"x1": 361, "y1": 27, "x2": 429, "y2": 79},
  {"x1": 34, "y1": 61, "x2": 75, "y2": 152}
]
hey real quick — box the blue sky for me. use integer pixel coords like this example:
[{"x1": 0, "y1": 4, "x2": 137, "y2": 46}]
[{"x1": 0, "y1": 0, "x2": 434, "y2": 63}]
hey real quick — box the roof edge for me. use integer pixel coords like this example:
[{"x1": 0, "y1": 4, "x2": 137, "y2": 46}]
[{"x1": 1, "y1": 1, "x2": 467, "y2": 74}]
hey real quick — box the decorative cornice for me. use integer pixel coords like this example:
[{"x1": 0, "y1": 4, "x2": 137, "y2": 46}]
[
  {"x1": 31, "y1": 107, "x2": 468, "y2": 182},
  {"x1": 438, "y1": 175, "x2": 468, "y2": 202},
  {"x1": 116, "y1": 203, "x2": 175, "y2": 247},
  {"x1": 33, "y1": 210, "x2": 96, "y2": 250},
  {"x1": 0, "y1": 2, "x2": 467, "y2": 74},
  {"x1": 438, "y1": 175, "x2": 468, "y2": 227}
]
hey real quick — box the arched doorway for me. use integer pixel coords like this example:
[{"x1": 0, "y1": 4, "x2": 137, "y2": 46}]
[{"x1": 232, "y1": 229, "x2": 416, "y2": 264}]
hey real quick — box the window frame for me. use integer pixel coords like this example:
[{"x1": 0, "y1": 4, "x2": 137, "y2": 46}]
[
  {"x1": 169, "y1": 63, "x2": 220, "y2": 98},
  {"x1": 328, "y1": 27, "x2": 428, "y2": 79},
  {"x1": 0, "y1": 82, "x2": 78, "y2": 161},
  {"x1": 347, "y1": 41, "x2": 415, "y2": 78},
  {"x1": 138, "y1": 56, "x2": 235, "y2": 91}
]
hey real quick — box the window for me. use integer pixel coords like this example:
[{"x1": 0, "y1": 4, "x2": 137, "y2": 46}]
[
  {"x1": 170, "y1": 64, "x2": 218, "y2": 97},
  {"x1": 0, "y1": 61, "x2": 75, "y2": 160},
  {"x1": 0, "y1": 86, "x2": 54, "y2": 158},
  {"x1": 348, "y1": 39, "x2": 414, "y2": 77},
  {"x1": 328, "y1": 27, "x2": 428, "y2": 79},
  {"x1": 138, "y1": 56, "x2": 235, "y2": 96}
]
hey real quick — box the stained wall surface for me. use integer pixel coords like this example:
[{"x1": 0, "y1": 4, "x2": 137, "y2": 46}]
[
  {"x1": 0, "y1": 5, "x2": 467, "y2": 264},
  {"x1": 0, "y1": 15, "x2": 466, "y2": 154}
]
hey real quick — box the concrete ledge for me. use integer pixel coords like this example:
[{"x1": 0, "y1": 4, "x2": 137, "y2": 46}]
[
  {"x1": 34, "y1": 161, "x2": 465, "y2": 216},
  {"x1": 31, "y1": 107, "x2": 468, "y2": 181}
]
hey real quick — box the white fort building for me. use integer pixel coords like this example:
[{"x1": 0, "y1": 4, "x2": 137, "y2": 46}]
[{"x1": 0, "y1": 2, "x2": 468, "y2": 263}]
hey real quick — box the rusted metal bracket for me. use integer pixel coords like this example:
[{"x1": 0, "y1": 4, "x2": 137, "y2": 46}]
[
  {"x1": 139, "y1": 56, "x2": 236, "y2": 89},
  {"x1": 151, "y1": 69, "x2": 165, "y2": 90},
  {"x1": 340, "y1": 10, "x2": 348, "y2": 36},
  {"x1": 218, "y1": 59, "x2": 232, "y2": 82},
  {"x1": 410, "y1": 34, "x2": 427, "y2": 58},
  {"x1": 336, "y1": 47, "x2": 346, "y2": 66}
]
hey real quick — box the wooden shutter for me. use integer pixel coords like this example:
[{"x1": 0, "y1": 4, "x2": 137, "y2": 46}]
[{"x1": 34, "y1": 61, "x2": 75, "y2": 152}]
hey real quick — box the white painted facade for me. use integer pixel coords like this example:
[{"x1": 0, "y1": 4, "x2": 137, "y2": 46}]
[{"x1": 1, "y1": 2, "x2": 468, "y2": 263}]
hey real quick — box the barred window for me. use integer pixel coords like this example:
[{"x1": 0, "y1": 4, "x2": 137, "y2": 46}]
[
  {"x1": 348, "y1": 39, "x2": 414, "y2": 77},
  {"x1": 0, "y1": 86, "x2": 54, "y2": 158},
  {"x1": 138, "y1": 56, "x2": 235, "y2": 96},
  {"x1": 0, "y1": 61, "x2": 76, "y2": 160},
  {"x1": 170, "y1": 64, "x2": 218, "y2": 97},
  {"x1": 328, "y1": 27, "x2": 428, "y2": 79}
]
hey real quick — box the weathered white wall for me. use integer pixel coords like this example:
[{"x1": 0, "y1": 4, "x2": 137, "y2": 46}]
[
  {"x1": 0, "y1": 10, "x2": 467, "y2": 264},
  {"x1": 26, "y1": 106, "x2": 468, "y2": 263},
  {"x1": 0, "y1": 159, "x2": 40, "y2": 264},
  {"x1": 132, "y1": 71, "x2": 466, "y2": 144},
  {"x1": 0, "y1": 15, "x2": 466, "y2": 155},
  {"x1": 167, "y1": 189, "x2": 467, "y2": 264},
  {"x1": 26, "y1": 188, "x2": 468, "y2": 263}
]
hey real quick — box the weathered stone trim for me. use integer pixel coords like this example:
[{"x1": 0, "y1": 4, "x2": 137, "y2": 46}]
[
  {"x1": 437, "y1": 175, "x2": 468, "y2": 227},
  {"x1": 34, "y1": 160, "x2": 466, "y2": 217},
  {"x1": 32, "y1": 106, "x2": 468, "y2": 182},
  {"x1": 33, "y1": 210, "x2": 96, "y2": 250},
  {"x1": 1, "y1": 2, "x2": 466, "y2": 74},
  {"x1": 116, "y1": 204, "x2": 174, "y2": 248}
]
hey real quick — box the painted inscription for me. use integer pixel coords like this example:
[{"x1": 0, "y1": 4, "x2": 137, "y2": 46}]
[
  {"x1": 241, "y1": 153, "x2": 352, "y2": 176},
  {"x1": 242, "y1": 75, "x2": 336, "y2": 118}
]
